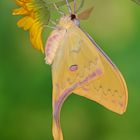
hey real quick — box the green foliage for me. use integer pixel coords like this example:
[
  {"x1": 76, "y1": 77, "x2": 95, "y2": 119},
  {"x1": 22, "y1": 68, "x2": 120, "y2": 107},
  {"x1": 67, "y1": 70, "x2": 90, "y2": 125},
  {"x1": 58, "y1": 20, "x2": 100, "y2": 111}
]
[{"x1": 132, "y1": 0, "x2": 140, "y2": 5}]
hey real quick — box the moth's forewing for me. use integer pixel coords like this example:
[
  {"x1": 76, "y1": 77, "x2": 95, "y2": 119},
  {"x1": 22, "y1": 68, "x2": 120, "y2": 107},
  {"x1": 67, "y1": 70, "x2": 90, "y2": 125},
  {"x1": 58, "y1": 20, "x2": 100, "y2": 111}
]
[{"x1": 74, "y1": 32, "x2": 128, "y2": 114}]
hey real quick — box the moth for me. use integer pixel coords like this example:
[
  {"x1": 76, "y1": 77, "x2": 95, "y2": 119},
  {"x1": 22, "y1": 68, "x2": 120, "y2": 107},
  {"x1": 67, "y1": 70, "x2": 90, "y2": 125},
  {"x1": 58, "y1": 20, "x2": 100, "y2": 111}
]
[{"x1": 13, "y1": 0, "x2": 128, "y2": 140}]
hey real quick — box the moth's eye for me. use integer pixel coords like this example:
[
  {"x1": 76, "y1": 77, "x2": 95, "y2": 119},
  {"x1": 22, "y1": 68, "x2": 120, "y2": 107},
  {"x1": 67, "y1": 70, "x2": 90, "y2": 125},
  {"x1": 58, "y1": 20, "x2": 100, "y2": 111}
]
[
  {"x1": 71, "y1": 14, "x2": 76, "y2": 20},
  {"x1": 69, "y1": 65, "x2": 78, "y2": 71}
]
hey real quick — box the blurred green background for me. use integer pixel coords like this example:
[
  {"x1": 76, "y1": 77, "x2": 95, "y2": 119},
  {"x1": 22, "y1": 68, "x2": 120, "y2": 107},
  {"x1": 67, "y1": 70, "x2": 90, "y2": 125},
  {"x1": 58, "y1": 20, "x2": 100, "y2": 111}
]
[{"x1": 0, "y1": 0, "x2": 140, "y2": 140}]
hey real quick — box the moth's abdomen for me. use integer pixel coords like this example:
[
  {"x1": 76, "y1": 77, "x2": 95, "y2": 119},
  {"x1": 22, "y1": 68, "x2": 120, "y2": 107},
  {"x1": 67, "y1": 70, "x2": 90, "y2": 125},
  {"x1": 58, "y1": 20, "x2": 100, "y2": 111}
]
[{"x1": 45, "y1": 29, "x2": 66, "y2": 64}]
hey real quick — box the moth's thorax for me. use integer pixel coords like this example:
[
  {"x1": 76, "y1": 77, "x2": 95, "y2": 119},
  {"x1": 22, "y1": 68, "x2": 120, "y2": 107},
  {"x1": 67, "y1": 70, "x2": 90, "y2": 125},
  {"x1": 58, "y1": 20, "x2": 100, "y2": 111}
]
[{"x1": 58, "y1": 15, "x2": 80, "y2": 29}]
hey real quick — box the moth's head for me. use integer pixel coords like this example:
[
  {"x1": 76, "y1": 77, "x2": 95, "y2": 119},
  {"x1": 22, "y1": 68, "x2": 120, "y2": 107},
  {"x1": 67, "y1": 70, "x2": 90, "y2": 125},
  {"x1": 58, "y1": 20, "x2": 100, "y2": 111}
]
[
  {"x1": 58, "y1": 14, "x2": 80, "y2": 28},
  {"x1": 70, "y1": 14, "x2": 80, "y2": 27},
  {"x1": 58, "y1": 1, "x2": 94, "y2": 28}
]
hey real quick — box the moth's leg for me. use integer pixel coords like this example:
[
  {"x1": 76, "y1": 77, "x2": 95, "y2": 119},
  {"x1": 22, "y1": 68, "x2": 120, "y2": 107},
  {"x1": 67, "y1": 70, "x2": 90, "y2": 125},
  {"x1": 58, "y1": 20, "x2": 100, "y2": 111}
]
[
  {"x1": 50, "y1": 19, "x2": 57, "y2": 25},
  {"x1": 43, "y1": 25, "x2": 56, "y2": 29},
  {"x1": 52, "y1": 90, "x2": 70, "y2": 140},
  {"x1": 53, "y1": 3, "x2": 65, "y2": 15}
]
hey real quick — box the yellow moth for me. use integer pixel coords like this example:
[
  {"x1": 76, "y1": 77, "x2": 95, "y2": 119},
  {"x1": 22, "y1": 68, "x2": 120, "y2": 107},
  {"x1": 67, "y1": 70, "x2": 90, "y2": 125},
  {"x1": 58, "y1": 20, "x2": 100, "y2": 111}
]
[
  {"x1": 45, "y1": 1, "x2": 128, "y2": 140},
  {"x1": 13, "y1": 0, "x2": 128, "y2": 140}
]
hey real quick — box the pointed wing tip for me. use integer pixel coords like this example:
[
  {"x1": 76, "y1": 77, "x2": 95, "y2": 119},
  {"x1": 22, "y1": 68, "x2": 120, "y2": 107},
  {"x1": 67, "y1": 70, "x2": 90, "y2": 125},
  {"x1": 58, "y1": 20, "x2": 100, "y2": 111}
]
[
  {"x1": 118, "y1": 108, "x2": 127, "y2": 115},
  {"x1": 119, "y1": 106, "x2": 127, "y2": 115},
  {"x1": 115, "y1": 96, "x2": 128, "y2": 115},
  {"x1": 110, "y1": 105, "x2": 127, "y2": 115}
]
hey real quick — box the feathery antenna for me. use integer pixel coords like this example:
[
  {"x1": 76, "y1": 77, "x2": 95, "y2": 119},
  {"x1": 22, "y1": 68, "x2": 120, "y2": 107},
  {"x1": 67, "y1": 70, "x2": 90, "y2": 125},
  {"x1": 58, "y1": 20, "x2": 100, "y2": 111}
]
[
  {"x1": 65, "y1": 0, "x2": 72, "y2": 14},
  {"x1": 74, "y1": 0, "x2": 77, "y2": 13},
  {"x1": 53, "y1": 3, "x2": 65, "y2": 15}
]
